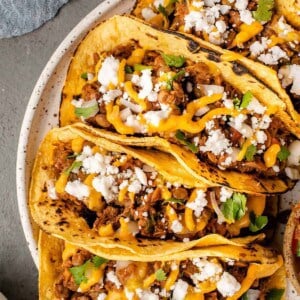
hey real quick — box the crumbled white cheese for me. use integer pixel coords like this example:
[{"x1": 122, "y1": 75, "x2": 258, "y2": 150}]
[
  {"x1": 186, "y1": 190, "x2": 208, "y2": 217},
  {"x1": 97, "y1": 293, "x2": 107, "y2": 300},
  {"x1": 102, "y1": 89, "x2": 122, "y2": 104},
  {"x1": 139, "y1": 69, "x2": 155, "y2": 99},
  {"x1": 98, "y1": 56, "x2": 119, "y2": 87},
  {"x1": 255, "y1": 130, "x2": 267, "y2": 144},
  {"x1": 201, "y1": 84, "x2": 224, "y2": 96},
  {"x1": 171, "y1": 220, "x2": 183, "y2": 233},
  {"x1": 71, "y1": 98, "x2": 83, "y2": 108},
  {"x1": 191, "y1": 258, "x2": 223, "y2": 282},
  {"x1": 249, "y1": 37, "x2": 269, "y2": 57},
  {"x1": 106, "y1": 271, "x2": 122, "y2": 289},
  {"x1": 287, "y1": 140, "x2": 300, "y2": 166},
  {"x1": 235, "y1": 0, "x2": 248, "y2": 10},
  {"x1": 229, "y1": 114, "x2": 253, "y2": 138},
  {"x1": 134, "y1": 167, "x2": 148, "y2": 186},
  {"x1": 65, "y1": 180, "x2": 90, "y2": 200},
  {"x1": 128, "y1": 179, "x2": 142, "y2": 194},
  {"x1": 92, "y1": 175, "x2": 116, "y2": 202},
  {"x1": 258, "y1": 46, "x2": 288, "y2": 65},
  {"x1": 277, "y1": 16, "x2": 293, "y2": 37},
  {"x1": 124, "y1": 288, "x2": 134, "y2": 300},
  {"x1": 278, "y1": 64, "x2": 300, "y2": 95},
  {"x1": 172, "y1": 279, "x2": 189, "y2": 300},
  {"x1": 272, "y1": 165, "x2": 280, "y2": 173},
  {"x1": 141, "y1": 7, "x2": 156, "y2": 21},
  {"x1": 136, "y1": 289, "x2": 159, "y2": 300},
  {"x1": 220, "y1": 186, "x2": 233, "y2": 202},
  {"x1": 247, "y1": 98, "x2": 266, "y2": 114},
  {"x1": 239, "y1": 9, "x2": 254, "y2": 25},
  {"x1": 143, "y1": 109, "x2": 170, "y2": 127},
  {"x1": 215, "y1": 20, "x2": 227, "y2": 33},
  {"x1": 216, "y1": 272, "x2": 241, "y2": 297}
]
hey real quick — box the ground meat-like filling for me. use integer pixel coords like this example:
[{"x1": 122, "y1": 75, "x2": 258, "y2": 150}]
[
  {"x1": 49, "y1": 140, "x2": 272, "y2": 242},
  {"x1": 71, "y1": 42, "x2": 300, "y2": 179},
  {"x1": 54, "y1": 249, "x2": 267, "y2": 300}
]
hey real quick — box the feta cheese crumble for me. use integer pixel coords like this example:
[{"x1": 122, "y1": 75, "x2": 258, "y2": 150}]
[
  {"x1": 172, "y1": 279, "x2": 189, "y2": 300},
  {"x1": 98, "y1": 56, "x2": 119, "y2": 87},
  {"x1": 171, "y1": 220, "x2": 183, "y2": 233},
  {"x1": 65, "y1": 180, "x2": 90, "y2": 200},
  {"x1": 186, "y1": 190, "x2": 208, "y2": 217},
  {"x1": 106, "y1": 271, "x2": 122, "y2": 289},
  {"x1": 216, "y1": 272, "x2": 241, "y2": 297}
]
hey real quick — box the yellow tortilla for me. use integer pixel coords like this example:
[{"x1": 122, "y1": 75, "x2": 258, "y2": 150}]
[
  {"x1": 276, "y1": 0, "x2": 300, "y2": 29},
  {"x1": 39, "y1": 231, "x2": 284, "y2": 299}
]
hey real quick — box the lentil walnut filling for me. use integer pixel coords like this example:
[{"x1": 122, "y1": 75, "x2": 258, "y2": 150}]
[
  {"x1": 67, "y1": 42, "x2": 300, "y2": 181},
  {"x1": 40, "y1": 233, "x2": 284, "y2": 300},
  {"x1": 133, "y1": 0, "x2": 300, "y2": 109}
]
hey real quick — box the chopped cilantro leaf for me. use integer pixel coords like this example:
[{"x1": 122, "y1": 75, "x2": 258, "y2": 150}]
[
  {"x1": 92, "y1": 256, "x2": 108, "y2": 268},
  {"x1": 240, "y1": 91, "x2": 253, "y2": 109},
  {"x1": 125, "y1": 65, "x2": 133, "y2": 74},
  {"x1": 75, "y1": 104, "x2": 99, "y2": 119},
  {"x1": 175, "y1": 130, "x2": 198, "y2": 153},
  {"x1": 249, "y1": 212, "x2": 268, "y2": 232},
  {"x1": 155, "y1": 269, "x2": 167, "y2": 281},
  {"x1": 158, "y1": 4, "x2": 168, "y2": 17},
  {"x1": 65, "y1": 160, "x2": 82, "y2": 175},
  {"x1": 277, "y1": 146, "x2": 290, "y2": 162},
  {"x1": 163, "y1": 197, "x2": 185, "y2": 205},
  {"x1": 133, "y1": 64, "x2": 152, "y2": 72},
  {"x1": 266, "y1": 288, "x2": 284, "y2": 300},
  {"x1": 166, "y1": 70, "x2": 185, "y2": 91},
  {"x1": 233, "y1": 97, "x2": 241, "y2": 109},
  {"x1": 221, "y1": 193, "x2": 247, "y2": 222},
  {"x1": 253, "y1": 0, "x2": 274, "y2": 22},
  {"x1": 169, "y1": 0, "x2": 178, "y2": 4},
  {"x1": 69, "y1": 260, "x2": 90, "y2": 285},
  {"x1": 241, "y1": 293, "x2": 249, "y2": 300},
  {"x1": 81, "y1": 72, "x2": 88, "y2": 80},
  {"x1": 162, "y1": 53, "x2": 186, "y2": 68},
  {"x1": 245, "y1": 144, "x2": 257, "y2": 161}
]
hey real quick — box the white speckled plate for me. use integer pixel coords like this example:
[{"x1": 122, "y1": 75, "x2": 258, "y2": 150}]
[
  {"x1": 16, "y1": 0, "x2": 136, "y2": 267},
  {"x1": 15, "y1": 1, "x2": 300, "y2": 298}
]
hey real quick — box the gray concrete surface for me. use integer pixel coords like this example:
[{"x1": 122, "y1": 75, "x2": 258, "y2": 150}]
[{"x1": 0, "y1": 1, "x2": 103, "y2": 298}]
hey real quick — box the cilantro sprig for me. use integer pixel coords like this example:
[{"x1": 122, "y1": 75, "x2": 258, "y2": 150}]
[
  {"x1": 277, "y1": 146, "x2": 290, "y2": 162},
  {"x1": 221, "y1": 193, "x2": 247, "y2": 222},
  {"x1": 75, "y1": 104, "x2": 99, "y2": 119},
  {"x1": 133, "y1": 64, "x2": 152, "y2": 72},
  {"x1": 162, "y1": 53, "x2": 186, "y2": 68},
  {"x1": 249, "y1": 212, "x2": 268, "y2": 232},
  {"x1": 69, "y1": 256, "x2": 109, "y2": 286},
  {"x1": 81, "y1": 72, "x2": 88, "y2": 80},
  {"x1": 64, "y1": 160, "x2": 82, "y2": 175},
  {"x1": 266, "y1": 288, "x2": 285, "y2": 300},
  {"x1": 233, "y1": 91, "x2": 253, "y2": 110},
  {"x1": 163, "y1": 197, "x2": 185, "y2": 205},
  {"x1": 155, "y1": 269, "x2": 167, "y2": 281},
  {"x1": 175, "y1": 130, "x2": 198, "y2": 153},
  {"x1": 253, "y1": 0, "x2": 274, "y2": 22},
  {"x1": 245, "y1": 144, "x2": 257, "y2": 161},
  {"x1": 165, "y1": 69, "x2": 185, "y2": 90}
]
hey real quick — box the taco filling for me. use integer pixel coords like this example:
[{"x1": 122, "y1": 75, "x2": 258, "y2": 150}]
[
  {"x1": 133, "y1": 0, "x2": 300, "y2": 107},
  {"x1": 69, "y1": 42, "x2": 300, "y2": 180},
  {"x1": 47, "y1": 137, "x2": 270, "y2": 242},
  {"x1": 53, "y1": 243, "x2": 283, "y2": 300}
]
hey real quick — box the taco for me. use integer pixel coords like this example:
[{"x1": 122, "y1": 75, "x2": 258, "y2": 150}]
[
  {"x1": 132, "y1": 0, "x2": 300, "y2": 114},
  {"x1": 30, "y1": 125, "x2": 273, "y2": 257},
  {"x1": 60, "y1": 16, "x2": 300, "y2": 191},
  {"x1": 39, "y1": 231, "x2": 285, "y2": 300},
  {"x1": 284, "y1": 203, "x2": 300, "y2": 295}
]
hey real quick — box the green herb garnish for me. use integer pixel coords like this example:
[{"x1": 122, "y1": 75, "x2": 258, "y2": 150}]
[
  {"x1": 233, "y1": 97, "x2": 241, "y2": 109},
  {"x1": 175, "y1": 130, "x2": 198, "y2": 153},
  {"x1": 249, "y1": 212, "x2": 268, "y2": 232},
  {"x1": 163, "y1": 197, "x2": 185, "y2": 205},
  {"x1": 266, "y1": 288, "x2": 285, "y2": 300},
  {"x1": 165, "y1": 69, "x2": 186, "y2": 91},
  {"x1": 65, "y1": 160, "x2": 82, "y2": 175},
  {"x1": 221, "y1": 193, "x2": 247, "y2": 222},
  {"x1": 158, "y1": 4, "x2": 168, "y2": 17},
  {"x1": 240, "y1": 91, "x2": 253, "y2": 109},
  {"x1": 81, "y1": 72, "x2": 88, "y2": 80},
  {"x1": 69, "y1": 260, "x2": 91, "y2": 285},
  {"x1": 75, "y1": 104, "x2": 99, "y2": 119},
  {"x1": 162, "y1": 53, "x2": 186, "y2": 68},
  {"x1": 277, "y1": 146, "x2": 290, "y2": 162},
  {"x1": 133, "y1": 64, "x2": 152, "y2": 72},
  {"x1": 92, "y1": 256, "x2": 109, "y2": 268},
  {"x1": 253, "y1": 0, "x2": 274, "y2": 22},
  {"x1": 125, "y1": 65, "x2": 133, "y2": 74},
  {"x1": 155, "y1": 269, "x2": 167, "y2": 281},
  {"x1": 245, "y1": 144, "x2": 257, "y2": 161}
]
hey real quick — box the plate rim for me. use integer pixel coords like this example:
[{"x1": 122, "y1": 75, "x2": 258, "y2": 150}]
[{"x1": 16, "y1": 0, "x2": 130, "y2": 268}]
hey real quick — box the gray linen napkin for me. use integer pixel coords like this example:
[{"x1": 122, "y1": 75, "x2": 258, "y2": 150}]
[{"x1": 0, "y1": 0, "x2": 69, "y2": 38}]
